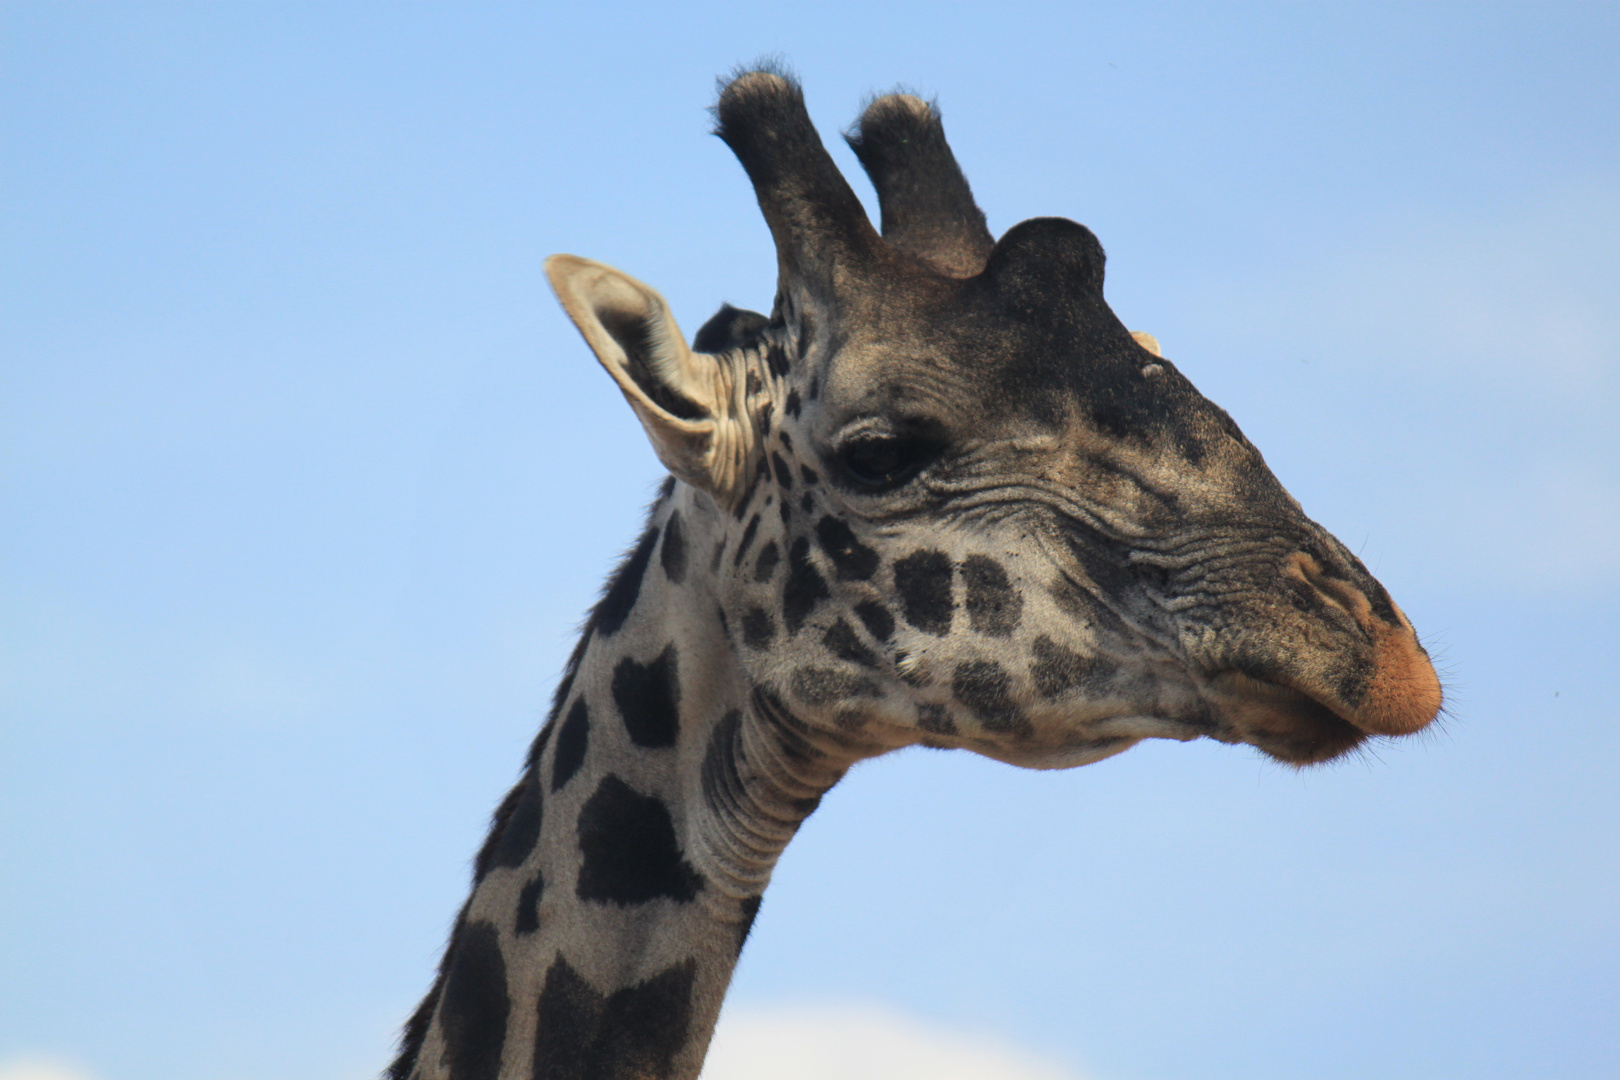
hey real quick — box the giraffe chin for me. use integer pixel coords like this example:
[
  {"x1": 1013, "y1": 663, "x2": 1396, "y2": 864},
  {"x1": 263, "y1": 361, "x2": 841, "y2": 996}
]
[
  {"x1": 1209, "y1": 671, "x2": 1369, "y2": 765},
  {"x1": 968, "y1": 734, "x2": 1145, "y2": 772}
]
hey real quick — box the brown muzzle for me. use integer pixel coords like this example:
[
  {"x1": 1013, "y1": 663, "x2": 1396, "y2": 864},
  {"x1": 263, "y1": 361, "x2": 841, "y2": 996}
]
[{"x1": 1287, "y1": 552, "x2": 1442, "y2": 736}]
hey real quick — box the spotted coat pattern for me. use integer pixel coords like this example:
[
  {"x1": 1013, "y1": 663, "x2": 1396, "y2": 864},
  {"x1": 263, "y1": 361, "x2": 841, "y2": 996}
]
[{"x1": 388, "y1": 68, "x2": 1441, "y2": 1080}]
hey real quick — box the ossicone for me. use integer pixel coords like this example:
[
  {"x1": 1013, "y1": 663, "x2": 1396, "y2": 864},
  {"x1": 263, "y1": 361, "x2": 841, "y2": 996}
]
[
  {"x1": 846, "y1": 91, "x2": 995, "y2": 277},
  {"x1": 713, "y1": 68, "x2": 883, "y2": 300}
]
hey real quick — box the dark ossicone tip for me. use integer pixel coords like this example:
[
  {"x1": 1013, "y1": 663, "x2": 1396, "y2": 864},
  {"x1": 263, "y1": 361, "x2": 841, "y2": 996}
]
[
  {"x1": 846, "y1": 93, "x2": 995, "y2": 277},
  {"x1": 712, "y1": 68, "x2": 810, "y2": 167},
  {"x1": 713, "y1": 68, "x2": 881, "y2": 294}
]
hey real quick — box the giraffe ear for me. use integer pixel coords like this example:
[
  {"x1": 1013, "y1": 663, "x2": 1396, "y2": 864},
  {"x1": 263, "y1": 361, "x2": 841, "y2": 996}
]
[
  {"x1": 546, "y1": 255, "x2": 751, "y2": 502},
  {"x1": 1131, "y1": 331, "x2": 1163, "y2": 357}
]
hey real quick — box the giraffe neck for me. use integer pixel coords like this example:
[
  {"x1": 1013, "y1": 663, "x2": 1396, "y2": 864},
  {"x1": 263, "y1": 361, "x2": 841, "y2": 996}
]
[{"x1": 394, "y1": 483, "x2": 860, "y2": 1080}]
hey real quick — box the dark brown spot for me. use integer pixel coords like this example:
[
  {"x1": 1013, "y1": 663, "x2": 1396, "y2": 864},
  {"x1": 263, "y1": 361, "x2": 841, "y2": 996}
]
[
  {"x1": 792, "y1": 666, "x2": 880, "y2": 706},
  {"x1": 516, "y1": 873, "x2": 545, "y2": 935},
  {"x1": 576, "y1": 776, "x2": 703, "y2": 905},
  {"x1": 962, "y1": 555, "x2": 1022, "y2": 636},
  {"x1": 660, "y1": 510, "x2": 687, "y2": 584},
  {"x1": 482, "y1": 772, "x2": 543, "y2": 874},
  {"x1": 918, "y1": 703, "x2": 956, "y2": 735},
  {"x1": 531, "y1": 956, "x2": 697, "y2": 1080},
  {"x1": 754, "y1": 541, "x2": 781, "y2": 582},
  {"x1": 815, "y1": 515, "x2": 879, "y2": 581},
  {"x1": 823, "y1": 619, "x2": 879, "y2": 668},
  {"x1": 551, "y1": 698, "x2": 590, "y2": 792},
  {"x1": 612, "y1": 646, "x2": 681, "y2": 749},
  {"x1": 894, "y1": 550, "x2": 953, "y2": 635},
  {"x1": 772, "y1": 451, "x2": 795, "y2": 489},
  {"x1": 742, "y1": 607, "x2": 776, "y2": 650},
  {"x1": 733, "y1": 513, "x2": 761, "y2": 567},
  {"x1": 595, "y1": 526, "x2": 659, "y2": 637},
  {"x1": 853, "y1": 600, "x2": 895, "y2": 642},
  {"x1": 738, "y1": 895, "x2": 764, "y2": 955},
  {"x1": 1031, "y1": 635, "x2": 1102, "y2": 698},
  {"x1": 783, "y1": 538, "x2": 829, "y2": 635},
  {"x1": 438, "y1": 921, "x2": 508, "y2": 1080},
  {"x1": 952, "y1": 660, "x2": 1031, "y2": 736}
]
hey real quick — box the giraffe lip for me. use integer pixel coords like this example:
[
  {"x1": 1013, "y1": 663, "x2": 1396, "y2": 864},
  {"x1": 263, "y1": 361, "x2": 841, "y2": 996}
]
[{"x1": 1209, "y1": 670, "x2": 1366, "y2": 765}]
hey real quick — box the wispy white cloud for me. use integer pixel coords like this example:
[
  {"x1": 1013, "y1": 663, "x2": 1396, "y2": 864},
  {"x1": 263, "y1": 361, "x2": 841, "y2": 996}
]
[
  {"x1": 700, "y1": 1004, "x2": 1091, "y2": 1080},
  {"x1": 0, "y1": 1059, "x2": 99, "y2": 1080}
]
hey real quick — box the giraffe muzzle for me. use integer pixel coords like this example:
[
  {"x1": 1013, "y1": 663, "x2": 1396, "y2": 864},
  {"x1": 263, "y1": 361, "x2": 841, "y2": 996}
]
[
  {"x1": 1201, "y1": 555, "x2": 1442, "y2": 763},
  {"x1": 1283, "y1": 551, "x2": 1443, "y2": 737},
  {"x1": 1343, "y1": 610, "x2": 1444, "y2": 736}
]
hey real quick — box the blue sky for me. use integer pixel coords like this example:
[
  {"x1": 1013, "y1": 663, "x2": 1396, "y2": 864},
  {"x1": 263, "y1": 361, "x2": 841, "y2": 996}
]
[{"x1": 2, "y1": 4, "x2": 1616, "y2": 1079}]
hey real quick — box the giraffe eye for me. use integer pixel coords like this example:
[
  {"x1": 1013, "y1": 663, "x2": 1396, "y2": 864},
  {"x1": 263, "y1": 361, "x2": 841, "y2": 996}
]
[{"x1": 837, "y1": 433, "x2": 939, "y2": 491}]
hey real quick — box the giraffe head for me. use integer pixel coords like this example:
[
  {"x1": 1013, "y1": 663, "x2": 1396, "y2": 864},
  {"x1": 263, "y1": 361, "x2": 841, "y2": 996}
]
[{"x1": 547, "y1": 70, "x2": 1441, "y2": 771}]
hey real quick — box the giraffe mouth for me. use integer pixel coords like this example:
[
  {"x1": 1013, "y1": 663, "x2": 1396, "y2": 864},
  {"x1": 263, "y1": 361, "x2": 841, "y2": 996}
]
[{"x1": 1208, "y1": 670, "x2": 1367, "y2": 765}]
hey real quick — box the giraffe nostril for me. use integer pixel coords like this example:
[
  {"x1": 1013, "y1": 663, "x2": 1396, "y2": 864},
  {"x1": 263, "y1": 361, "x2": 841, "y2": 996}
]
[
  {"x1": 1263, "y1": 551, "x2": 1442, "y2": 737},
  {"x1": 1285, "y1": 551, "x2": 1370, "y2": 627}
]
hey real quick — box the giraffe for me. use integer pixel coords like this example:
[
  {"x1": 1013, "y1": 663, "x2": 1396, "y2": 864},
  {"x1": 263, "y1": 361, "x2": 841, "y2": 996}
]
[{"x1": 386, "y1": 68, "x2": 1443, "y2": 1080}]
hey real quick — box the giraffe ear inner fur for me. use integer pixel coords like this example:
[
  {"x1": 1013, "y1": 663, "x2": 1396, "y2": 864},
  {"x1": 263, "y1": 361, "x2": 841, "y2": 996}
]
[{"x1": 546, "y1": 255, "x2": 753, "y2": 502}]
